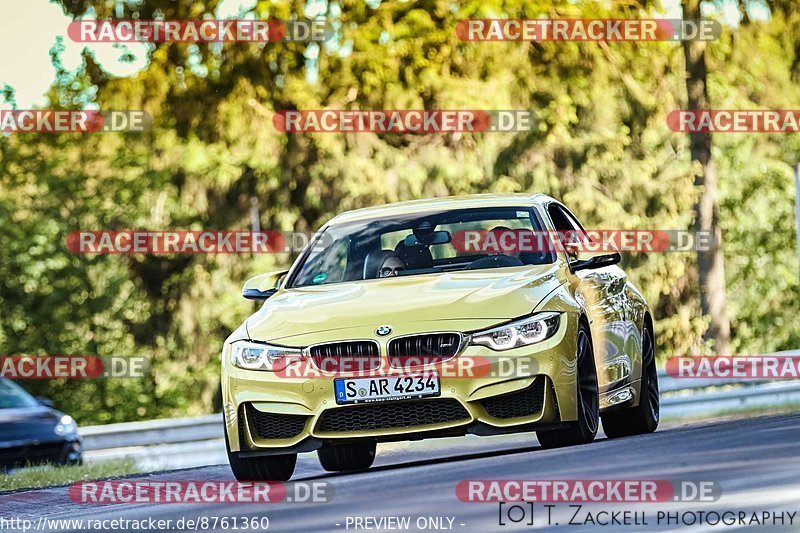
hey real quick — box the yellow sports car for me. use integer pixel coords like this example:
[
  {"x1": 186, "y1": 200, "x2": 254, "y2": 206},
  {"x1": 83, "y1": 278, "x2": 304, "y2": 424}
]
[{"x1": 221, "y1": 194, "x2": 659, "y2": 480}]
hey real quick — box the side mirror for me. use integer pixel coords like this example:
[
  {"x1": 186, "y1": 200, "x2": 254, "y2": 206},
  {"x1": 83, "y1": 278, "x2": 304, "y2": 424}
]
[
  {"x1": 572, "y1": 251, "x2": 622, "y2": 272},
  {"x1": 242, "y1": 270, "x2": 289, "y2": 300},
  {"x1": 37, "y1": 397, "x2": 54, "y2": 408},
  {"x1": 569, "y1": 241, "x2": 622, "y2": 272}
]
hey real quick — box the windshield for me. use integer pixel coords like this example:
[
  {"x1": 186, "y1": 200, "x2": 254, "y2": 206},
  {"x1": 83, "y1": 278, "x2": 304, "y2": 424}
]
[
  {"x1": 289, "y1": 206, "x2": 554, "y2": 288},
  {"x1": 0, "y1": 379, "x2": 40, "y2": 409}
]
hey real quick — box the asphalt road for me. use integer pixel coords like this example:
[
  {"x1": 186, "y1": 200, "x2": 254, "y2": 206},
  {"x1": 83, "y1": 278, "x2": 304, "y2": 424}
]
[{"x1": 2, "y1": 414, "x2": 800, "y2": 532}]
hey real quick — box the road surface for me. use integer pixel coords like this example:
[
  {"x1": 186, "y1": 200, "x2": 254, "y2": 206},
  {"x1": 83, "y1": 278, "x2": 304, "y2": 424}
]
[{"x1": 2, "y1": 414, "x2": 800, "y2": 532}]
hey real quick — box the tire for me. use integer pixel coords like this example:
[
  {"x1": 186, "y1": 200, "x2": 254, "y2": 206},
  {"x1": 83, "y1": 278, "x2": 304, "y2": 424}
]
[
  {"x1": 601, "y1": 323, "x2": 659, "y2": 438},
  {"x1": 318, "y1": 441, "x2": 376, "y2": 472},
  {"x1": 537, "y1": 322, "x2": 600, "y2": 449},
  {"x1": 225, "y1": 431, "x2": 297, "y2": 481}
]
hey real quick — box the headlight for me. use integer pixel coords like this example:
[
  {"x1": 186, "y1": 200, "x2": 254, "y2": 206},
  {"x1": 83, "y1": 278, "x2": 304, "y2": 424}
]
[
  {"x1": 230, "y1": 341, "x2": 302, "y2": 371},
  {"x1": 54, "y1": 415, "x2": 78, "y2": 437},
  {"x1": 470, "y1": 312, "x2": 561, "y2": 351}
]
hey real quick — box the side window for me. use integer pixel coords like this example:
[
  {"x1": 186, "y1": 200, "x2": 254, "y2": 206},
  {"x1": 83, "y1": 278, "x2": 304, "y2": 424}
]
[
  {"x1": 561, "y1": 207, "x2": 588, "y2": 235},
  {"x1": 548, "y1": 204, "x2": 586, "y2": 236},
  {"x1": 547, "y1": 204, "x2": 579, "y2": 232},
  {"x1": 547, "y1": 204, "x2": 589, "y2": 257},
  {"x1": 560, "y1": 206, "x2": 593, "y2": 245}
]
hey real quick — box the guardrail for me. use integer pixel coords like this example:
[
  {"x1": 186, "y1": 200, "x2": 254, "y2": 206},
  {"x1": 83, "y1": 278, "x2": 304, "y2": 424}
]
[
  {"x1": 658, "y1": 348, "x2": 800, "y2": 392},
  {"x1": 78, "y1": 352, "x2": 800, "y2": 470},
  {"x1": 80, "y1": 414, "x2": 221, "y2": 451},
  {"x1": 656, "y1": 349, "x2": 800, "y2": 415}
]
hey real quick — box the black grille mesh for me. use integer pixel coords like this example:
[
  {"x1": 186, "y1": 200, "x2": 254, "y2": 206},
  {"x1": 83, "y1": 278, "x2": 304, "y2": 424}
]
[
  {"x1": 388, "y1": 333, "x2": 461, "y2": 367},
  {"x1": 310, "y1": 341, "x2": 381, "y2": 372},
  {"x1": 480, "y1": 378, "x2": 546, "y2": 419},
  {"x1": 238, "y1": 406, "x2": 248, "y2": 448},
  {"x1": 244, "y1": 403, "x2": 307, "y2": 440},
  {"x1": 317, "y1": 398, "x2": 469, "y2": 433}
]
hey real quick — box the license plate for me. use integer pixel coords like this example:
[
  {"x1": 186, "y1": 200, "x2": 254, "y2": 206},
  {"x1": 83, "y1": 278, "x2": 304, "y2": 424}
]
[{"x1": 334, "y1": 373, "x2": 440, "y2": 405}]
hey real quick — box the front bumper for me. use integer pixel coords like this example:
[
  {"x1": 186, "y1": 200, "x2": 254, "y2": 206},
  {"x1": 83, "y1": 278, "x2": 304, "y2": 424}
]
[
  {"x1": 222, "y1": 314, "x2": 580, "y2": 454},
  {"x1": 0, "y1": 438, "x2": 82, "y2": 469}
]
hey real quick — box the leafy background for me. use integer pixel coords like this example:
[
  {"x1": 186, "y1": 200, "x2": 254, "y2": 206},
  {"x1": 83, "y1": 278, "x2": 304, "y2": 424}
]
[{"x1": 1, "y1": 0, "x2": 799, "y2": 423}]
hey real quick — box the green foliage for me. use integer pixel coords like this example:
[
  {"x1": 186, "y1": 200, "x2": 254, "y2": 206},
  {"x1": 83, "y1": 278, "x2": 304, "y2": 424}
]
[
  {"x1": 0, "y1": 458, "x2": 137, "y2": 492},
  {"x1": 0, "y1": 0, "x2": 798, "y2": 423}
]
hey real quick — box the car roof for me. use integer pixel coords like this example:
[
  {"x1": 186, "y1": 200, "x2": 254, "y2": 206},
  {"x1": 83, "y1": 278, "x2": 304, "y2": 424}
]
[{"x1": 328, "y1": 193, "x2": 556, "y2": 225}]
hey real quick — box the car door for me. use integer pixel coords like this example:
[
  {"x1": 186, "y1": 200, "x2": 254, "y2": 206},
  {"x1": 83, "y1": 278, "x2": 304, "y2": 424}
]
[{"x1": 545, "y1": 203, "x2": 631, "y2": 393}]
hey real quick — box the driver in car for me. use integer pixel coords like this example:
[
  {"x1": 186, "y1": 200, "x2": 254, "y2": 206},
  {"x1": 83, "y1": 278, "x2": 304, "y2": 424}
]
[{"x1": 378, "y1": 254, "x2": 406, "y2": 278}]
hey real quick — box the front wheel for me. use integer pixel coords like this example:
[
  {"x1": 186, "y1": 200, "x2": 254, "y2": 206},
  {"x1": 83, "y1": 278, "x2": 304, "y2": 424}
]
[
  {"x1": 318, "y1": 441, "x2": 376, "y2": 472},
  {"x1": 225, "y1": 431, "x2": 297, "y2": 481},
  {"x1": 601, "y1": 324, "x2": 659, "y2": 438},
  {"x1": 537, "y1": 322, "x2": 599, "y2": 449}
]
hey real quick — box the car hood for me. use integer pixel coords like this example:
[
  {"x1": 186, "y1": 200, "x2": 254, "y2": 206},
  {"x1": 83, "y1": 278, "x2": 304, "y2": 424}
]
[
  {"x1": 0, "y1": 407, "x2": 64, "y2": 447},
  {"x1": 246, "y1": 264, "x2": 566, "y2": 345}
]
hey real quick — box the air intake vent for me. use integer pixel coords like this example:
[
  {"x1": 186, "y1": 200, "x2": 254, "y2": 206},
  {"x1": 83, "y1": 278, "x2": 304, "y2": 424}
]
[
  {"x1": 317, "y1": 398, "x2": 470, "y2": 433},
  {"x1": 480, "y1": 378, "x2": 546, "y2": 420},
  {"x1": 244, "y1": 403, "x2": 307, "y2": 440}
]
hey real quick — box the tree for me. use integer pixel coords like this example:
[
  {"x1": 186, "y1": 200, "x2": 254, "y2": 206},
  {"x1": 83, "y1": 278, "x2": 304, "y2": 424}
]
[
  {"x1": 2, "y1": 0, "x2": 798, "y2": 424},
  {"x1": 682, "y1": 0, "x2": 732, "y2": 354}
]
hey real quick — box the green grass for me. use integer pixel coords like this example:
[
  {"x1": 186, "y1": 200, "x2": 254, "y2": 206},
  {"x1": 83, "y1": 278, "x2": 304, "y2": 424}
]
[{"x1": 0, "y1": 459, "x2": 139, "y2": 493}]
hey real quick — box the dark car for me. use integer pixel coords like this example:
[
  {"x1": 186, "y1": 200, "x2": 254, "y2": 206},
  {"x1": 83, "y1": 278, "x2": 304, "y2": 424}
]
[{"x1": 0, "y1": 378, "x2": 82, "y2": 470}]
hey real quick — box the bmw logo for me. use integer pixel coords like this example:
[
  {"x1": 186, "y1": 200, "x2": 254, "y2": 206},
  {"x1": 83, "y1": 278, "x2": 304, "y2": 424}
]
[{"x1": 376, "y1": 325, "x2": 392, "y2": 336}]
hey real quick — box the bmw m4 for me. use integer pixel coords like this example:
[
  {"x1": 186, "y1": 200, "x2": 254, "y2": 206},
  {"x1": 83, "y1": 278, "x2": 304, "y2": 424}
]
[{"x1": 221, "y1": 194, "x2": 659, "y2": 480}]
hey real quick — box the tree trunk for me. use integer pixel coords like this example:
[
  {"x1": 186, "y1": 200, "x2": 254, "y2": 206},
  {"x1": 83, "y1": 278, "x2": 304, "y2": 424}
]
[{"x1": 682, "y1": 0, "x2": 732, "y2": 354}]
